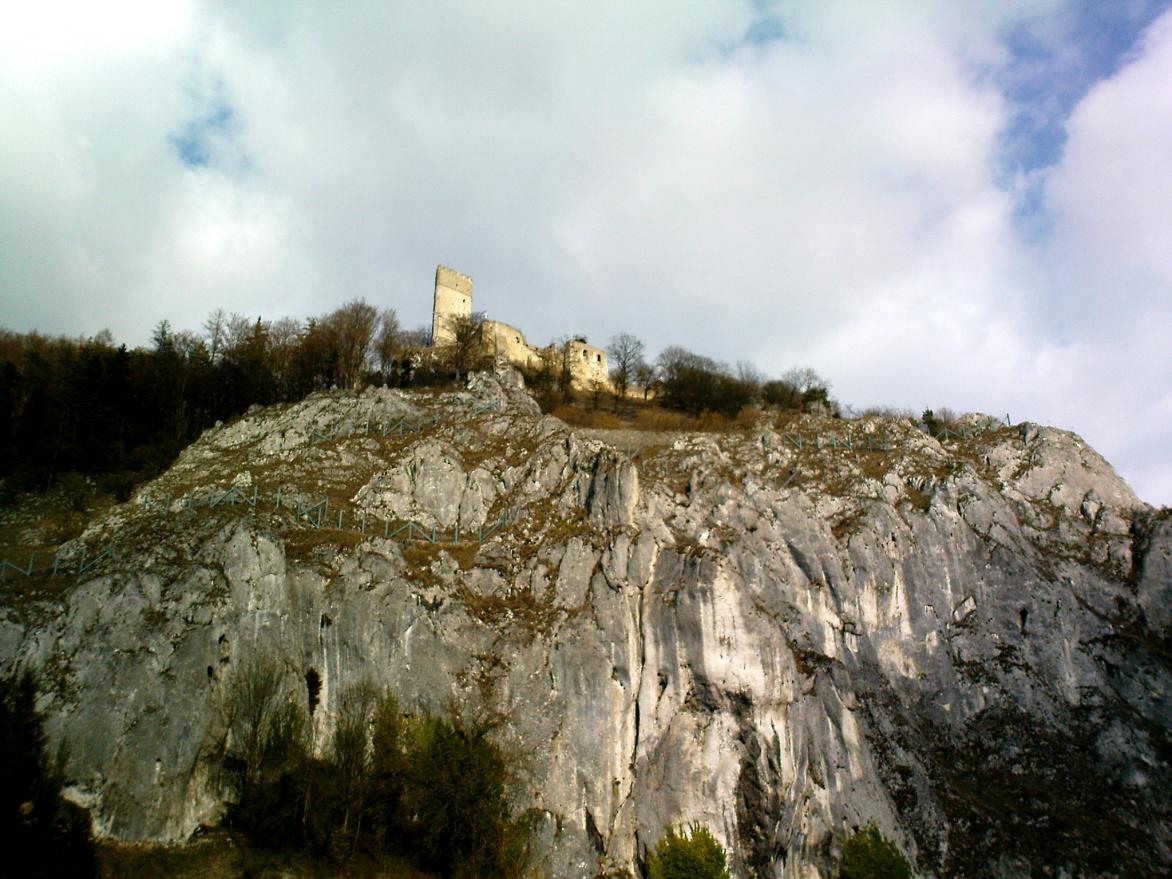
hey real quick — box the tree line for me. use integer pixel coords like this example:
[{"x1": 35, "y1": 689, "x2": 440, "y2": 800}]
[
  {"x1": 0, "y1": 302, "x2": 838, "y2": 503},
  {"x1": 601, "y1": 332, "x2": 836, "y2": 418},
  {"x1": 0, "y1": 301, "x2": 420, "y2": 500}
]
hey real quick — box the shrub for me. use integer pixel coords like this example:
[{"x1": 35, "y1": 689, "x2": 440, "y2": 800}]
[
  {"x1": 646, "y1": 823, "x2": 730, "y2": 879},
  {"x1": 402, "y1": 712, "x2": 531, "y2": 879},
  {"x1": 0, "y1": 669, "x2": 97, "y2": 879},
  {"x1": 219, "y1": 654, "x2": 313, "y2": 850},
  {"x1": 218, "y1": 669, "x2": 532, "y2": 876},
  {"x1": 921, "y1": 407, "x2": 961, "y2": 438},
  {"x1": 839, "y1": 825, "x2": 911, "y2": 879}
]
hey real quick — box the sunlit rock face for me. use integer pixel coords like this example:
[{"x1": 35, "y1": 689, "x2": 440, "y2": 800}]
[{"x1": 2, "y1": 370, "x2": 1168, "y2": 878}]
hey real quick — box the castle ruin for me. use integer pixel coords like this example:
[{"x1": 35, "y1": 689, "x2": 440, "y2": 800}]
[
  {"x1": 430, "y1": 265, "x2": 609, "y2": 388},
  {"x1": 430, "y1": 266, "x2": 473, "y2": 346}
]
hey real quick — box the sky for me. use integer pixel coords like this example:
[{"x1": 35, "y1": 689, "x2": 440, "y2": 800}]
[{"x1": 1, "y1": 0, "x2": 1170, "y2": 506}]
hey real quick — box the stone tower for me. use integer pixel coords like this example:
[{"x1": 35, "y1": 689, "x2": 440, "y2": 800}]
[{"x1": 431, "y1": 265, "x2": 473, "y2": 346}]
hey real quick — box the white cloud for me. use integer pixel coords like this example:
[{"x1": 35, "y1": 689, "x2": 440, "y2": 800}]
[
  {"x1": 1030, "y1": 9, "x2": 1172, "y2": 503},
  {"x1": 0, "y1": 1, "x2": 1169, "y2": 504}
]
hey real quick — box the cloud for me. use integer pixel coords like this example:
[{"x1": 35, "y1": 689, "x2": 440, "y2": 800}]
[
  {"x1": 1033, "y1": 9, "x2": 1172, "y2": 502},
  {"x1": 0, "y1": 1, "x2": 1169, "y2": 504}
]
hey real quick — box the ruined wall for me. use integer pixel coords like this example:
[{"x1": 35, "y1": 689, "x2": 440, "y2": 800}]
[
  {"x1": 566, "y1": 339, "x2": 609, "y2": 388},
  {"x1": 483, "y1": 320, "x2": 543, "y2": 370},
  {"x1": 431, "y1": 265, "x2": 473, "y2": 346},
  {"x1": 429, "y1": 266, "x2": 608, "y2": 389}
]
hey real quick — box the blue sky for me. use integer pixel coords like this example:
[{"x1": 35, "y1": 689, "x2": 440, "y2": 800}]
[
  {"x1": 2, "y1": 0, "x2": 1171, "y2": 505},
  {"x1": 997, "y1": 0, "x2": 1169, "y2": 173}
]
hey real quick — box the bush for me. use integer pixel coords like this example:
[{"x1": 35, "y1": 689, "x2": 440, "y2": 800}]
[
  {"x1": 646, "y1": 823, "x2": 730, "y2": 879},
  {"x1": 921, "y1": 407, "x2": 961, "y2": 438},
  {"x1": 402, "y1": 713, "x2": 531, "y2": 878},
  {"x1": 219, "y1": 665, "x2": 532, "y2": 876},
  {"x1": 839, "y1": 826, "x2": 911, "y2": 879},
  {"x1": 655, "y1": 347, "x2": 756, "y2": 418},
  {"x1": 0, "y1": 669, "x2": 97, "y2": 879}
]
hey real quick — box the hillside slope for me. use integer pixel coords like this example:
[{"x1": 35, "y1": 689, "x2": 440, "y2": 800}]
[{"x1": 1, "y1": 370, "x2": 1168, "y2": 878}]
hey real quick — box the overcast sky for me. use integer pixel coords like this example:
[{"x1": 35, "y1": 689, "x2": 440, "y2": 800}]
[{"x1": 2, "y1": 1, "x2": 1170, "y2": 505}]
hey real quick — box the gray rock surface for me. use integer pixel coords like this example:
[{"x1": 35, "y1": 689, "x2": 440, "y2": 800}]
[{"x1": 1, "y1": 370, "x2": 1168, "y2": 877}]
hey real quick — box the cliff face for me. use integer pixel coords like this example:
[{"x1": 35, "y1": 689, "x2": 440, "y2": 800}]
[{"x1": 1, "y1": 370, "x2": 1168, "y2": 878}]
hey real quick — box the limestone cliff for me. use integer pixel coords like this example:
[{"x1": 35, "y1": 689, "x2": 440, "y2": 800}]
[{"x1": 0, "y1": 370, "x2": 1168, "y2": 878}]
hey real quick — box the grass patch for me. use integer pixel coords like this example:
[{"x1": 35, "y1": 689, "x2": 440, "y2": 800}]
[
  {"x1": 551, "y1": 399, "x2": 761, "y2": 433},
  {"x1": 456, "y1": 584, "x2": 564, "y2": 636},
  {"x1": 281, "y1": 527, "x2": 362, "y2": 564},
  {"x1": 98, "y1": 831, "x2": 437, "y2": 879}
]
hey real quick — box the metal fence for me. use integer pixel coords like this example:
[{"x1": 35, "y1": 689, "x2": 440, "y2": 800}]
[
  {"x1": 1, "y1": 405, "x2": 1023, "y2": 583},
  {"x1": 779, "y1": 413, "x2": 1013, "y2": 452},
  {"x1": 0, "y1": 543, "x2": 119, "y2": 583}
]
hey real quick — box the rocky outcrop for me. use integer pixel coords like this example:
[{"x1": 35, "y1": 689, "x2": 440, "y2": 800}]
[{"x1": 0, "y1": 370, "x2": 1168, "y2": 877}]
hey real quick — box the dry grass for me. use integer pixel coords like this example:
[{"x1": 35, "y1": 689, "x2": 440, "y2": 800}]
[
  {"x1": 456, "y1": 583, "x2": 564, "y2": 637},
  {"x1": 0, "y1": 488, "x2": 116, "y2": 567},
  {"x1": 282, "y1": 526, "x2": 363, "y2": 563},
  {"x1": 400, "y1": 540, "x2": 479, "y2": 579},
  {"x1": 551, "y1": 400, "x2": 762, "y2": 433}
]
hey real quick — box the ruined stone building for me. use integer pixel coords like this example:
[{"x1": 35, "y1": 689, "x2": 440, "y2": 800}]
[{"x1": 430, "y1": 265, "x2": 609, "y2": 388}]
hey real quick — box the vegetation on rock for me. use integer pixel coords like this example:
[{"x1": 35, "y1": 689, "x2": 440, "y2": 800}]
[
  {"x1": 646, "y1": 823, "x2": 731, "y2": 879},
  {"x1": 218, "y1": 658, "x2": 532, "y2": 877},
  {"x1": 838, "y1": 825, "x2": 911, "y2": 879}
]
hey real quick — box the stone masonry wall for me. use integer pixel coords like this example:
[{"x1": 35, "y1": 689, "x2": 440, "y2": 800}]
[{"x1": 431, "y1": 265, "x2": 473, "y2": 346}]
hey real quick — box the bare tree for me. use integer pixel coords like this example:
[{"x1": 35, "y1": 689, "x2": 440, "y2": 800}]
[
  {"x1": 223, "y1": 312, "x2": 254, "y2": 359},
  {"x1": 332, "y1": 680, "x2": 381, "y2": 853},
  {"x1": 324, "y1": 299, "x2": 379, "y2": 388},
  {"x1": 399, "y1": 325, "x2": 431, "y2": 349},
  {"x1": 607, "y1": 332, "x2": 645, "y2": 410},
  {"x1": 203, "y1": 308, "x2": 228, "y2": 363},
  {"x1": 634, "y1": 360, "x2": 655, "y2": 400},
  {"x1": 736, "y1": 360, "x2": 764, "y2": 403},
  {"x1": 373, "y1": 308, "x2": 401, "y2": 376},
  {"x1": 223, "y1": 653, "x2": 290, "y2": 799},
  {"x1": 268, "y1": 317, "x2": 302, "y2": 396},
  {"x1": 781, "y1": 366, "x2": 829, "y2": 395},
  {"x1": 446, "y1": 313, "x2": 487, "y2": 382}
]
